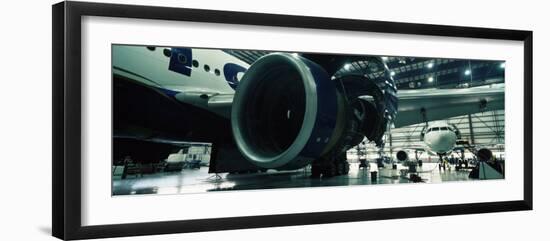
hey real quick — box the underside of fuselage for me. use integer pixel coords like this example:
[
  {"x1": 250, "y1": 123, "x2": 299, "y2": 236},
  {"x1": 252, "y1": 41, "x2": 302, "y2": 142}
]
[{"x1": 113, "y1": 74, "x2": 260, "y2": 173}]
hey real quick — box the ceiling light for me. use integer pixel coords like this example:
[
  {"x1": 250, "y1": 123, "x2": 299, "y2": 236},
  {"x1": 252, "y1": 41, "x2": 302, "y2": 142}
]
[
  {"x1": 464, "y1": 69, "x2": 471, "y2": 75},
  {"x1": 427, "y1": 62, "x2": 434, "y2": 68},
  {"x1": 344, "y1": 64, "x2": 351, "y2": 71},
  {"x1": 500, "y1": 62, "x2": 505, "y2": 68},
  {"x1": 381, "y1": 56, "x2": 388, "y2": 61},
  {"x1": 428, "y1": 76, "x2": 434, "y2": 82},
  {"x1": 398, "y1": 57, "x2": 406, "y2": 64},
  {"x1": 390, "y1": 71, "x2": 396, "y2": 76}
]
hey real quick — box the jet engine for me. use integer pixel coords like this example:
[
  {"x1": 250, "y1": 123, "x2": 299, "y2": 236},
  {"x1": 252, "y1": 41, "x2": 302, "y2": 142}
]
[
  {"x1": 396, "y1": 150, "x2": 409, "y2": 162},
  {"x1": 477, "y1": 148, "x2": 493, "y2": 161},
  {"x1": 231, "y1": 53, "x2": 389, "y2": 170}
]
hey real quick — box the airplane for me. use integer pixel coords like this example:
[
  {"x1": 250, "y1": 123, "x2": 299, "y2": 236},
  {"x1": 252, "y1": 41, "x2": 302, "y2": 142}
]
[
  {"x1": 394, "y1": 121, "x2": 460, "y2": 163},
  {"x1": 393, "y1": 119, "x2": 500, "y2": 162},
  {"x1": 112, "y1": 45, "x2": 504, "y2": 178},
  {"x1": 392, "y1": 119, "x2": 505, "y2": 180}
]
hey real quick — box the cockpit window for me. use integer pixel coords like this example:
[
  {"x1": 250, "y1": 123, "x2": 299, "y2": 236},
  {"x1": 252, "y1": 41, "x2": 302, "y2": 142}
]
[
  {"x1": 204, "y1": 64, "x2": 210, "y2": 72},
  {"x1": 427, "y1": 127, "x2": 451, "y2": 133},
  {"x1": 192, "y1": 60, "x2": 199, "y2": 68},
  {"x1": 428, "y1": 127, "x2": 440, "y2": 132},
  {"x1": 214, "y1": 69, "x2": 221, "y2": 76}
]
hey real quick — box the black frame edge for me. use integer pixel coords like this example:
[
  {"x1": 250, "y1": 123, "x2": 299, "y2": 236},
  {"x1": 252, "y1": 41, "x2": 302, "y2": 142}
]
[
  {"x1": 75, "y1": 201, "x2": 529, "y2": 240},
  {"x1": 523, "y1": 32, "x2": 533, "y2": 210},
  {"x1": 52, "y1": 1, "x2": 534, "y2": 240},
  {"x1": 52, "y1": 1, "x2": 65, "y2": 240},
  {"x1": 65, "y1": 1, "x2": 85, "y2": 239},
  {"x1": 69, "y1": 1, "x2": 530, "y2": 40}
]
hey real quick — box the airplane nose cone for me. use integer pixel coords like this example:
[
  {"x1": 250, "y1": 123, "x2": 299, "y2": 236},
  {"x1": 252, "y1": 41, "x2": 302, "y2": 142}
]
[{"x1": 425, "y1": 131, "x2": 457, "y2": 153}]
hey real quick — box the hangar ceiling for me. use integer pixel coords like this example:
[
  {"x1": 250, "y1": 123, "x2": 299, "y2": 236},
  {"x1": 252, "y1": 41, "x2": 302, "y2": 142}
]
[{"x1": 224, "y1": 50, "x2": 505, "y2": 90}]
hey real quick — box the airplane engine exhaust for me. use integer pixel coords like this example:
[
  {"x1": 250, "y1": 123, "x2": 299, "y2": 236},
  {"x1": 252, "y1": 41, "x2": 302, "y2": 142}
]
[
  {"x1": 231, "y1": 53, "x2": 341, "y2": 170},
  {"x1": 396, "y1": 150, "x2": 409, "y2": 162}
]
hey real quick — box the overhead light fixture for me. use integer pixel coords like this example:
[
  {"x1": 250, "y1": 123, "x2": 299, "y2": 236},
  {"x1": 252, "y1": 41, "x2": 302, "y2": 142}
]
[
  {"x1": 398, "y1": 57, "x2": 406, "y2": 64},
  {"x1": 427, "y1": 62, "x2": 434, "y2": 68},
  {"x1": 500, "y1": 62, "x2": 505, "y2": 68},
  {"x1": 344, "y1": 63, "x2": 351, "y2": 71},
  {"x1": 390, "y1": 71, "x2": 396, "y2": 76},
  {"x1": 381, "y1": 56, "x2": 388, "y2": 61},
  {"x1": 464, "y1": 69, "x2": 471, "y2": 75},
  {"x1": 428, "y1": 76, "x2": 434, "y2": 82}
]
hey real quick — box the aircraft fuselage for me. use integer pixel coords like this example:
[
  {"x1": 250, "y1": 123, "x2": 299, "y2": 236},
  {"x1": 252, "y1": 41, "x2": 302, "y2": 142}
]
[{"x1": 423, "y1": 121, "x2": 457, "y2": 154}]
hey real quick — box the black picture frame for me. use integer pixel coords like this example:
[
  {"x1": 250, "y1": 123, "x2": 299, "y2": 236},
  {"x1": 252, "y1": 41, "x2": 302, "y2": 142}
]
[{"x1": 52, "y1": 1, "x2": 533, "y2": 240}]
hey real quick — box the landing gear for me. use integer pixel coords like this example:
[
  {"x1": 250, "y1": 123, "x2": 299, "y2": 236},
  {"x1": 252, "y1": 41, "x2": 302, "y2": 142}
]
[
  {"x1": 358, "y1": 158, "x2": 368, "y2": 168},
  {"x1": 437, "y1": 154, "x2": 444, "y2": 171},
  {"x1": 310, "y1": 153, "x2": 349, "y2": 178}
]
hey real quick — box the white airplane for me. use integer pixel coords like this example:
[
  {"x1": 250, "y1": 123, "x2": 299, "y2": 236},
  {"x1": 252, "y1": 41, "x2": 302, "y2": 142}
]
[
  {"x1": 394, "y1": 121, "x2": 460, "y2": 162},
  {"x1": 393, "y1": 120, "x2": 504, "y2": 180},
  {"x1": 112, "y1": 45, "x2": 504, "y2": 177}
]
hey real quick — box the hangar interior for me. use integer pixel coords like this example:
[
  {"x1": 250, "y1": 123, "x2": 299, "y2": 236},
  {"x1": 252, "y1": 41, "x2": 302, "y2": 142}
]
[
  {"x1": 350, "y1": 110, "x2": 505, "y2": 162},
  {"x1": 112, "y1": 48, "x2": 505, "y2": 196}
]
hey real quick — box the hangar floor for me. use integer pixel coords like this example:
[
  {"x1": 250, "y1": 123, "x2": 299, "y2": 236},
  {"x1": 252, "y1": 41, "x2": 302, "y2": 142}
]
[{"x1": 112, "y1": 163, "x2": 474, "y2": 196}]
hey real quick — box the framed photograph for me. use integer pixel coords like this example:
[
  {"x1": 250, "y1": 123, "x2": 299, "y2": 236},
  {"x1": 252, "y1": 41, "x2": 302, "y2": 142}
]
[{"x1": 52, "y1": 1, "x2": 532, "y2": 240}]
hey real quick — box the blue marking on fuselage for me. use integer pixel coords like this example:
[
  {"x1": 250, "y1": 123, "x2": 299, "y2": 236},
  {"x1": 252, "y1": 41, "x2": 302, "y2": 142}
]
[
  {"x1": 223, "y1": 63, "x2": 247, "y2": 90},
  {"x1": 157, "y1": 87, "x2": 180, "y2": 98},
  {"x1": 168, "y1": 48, "x2": 192, "y2": 76}
]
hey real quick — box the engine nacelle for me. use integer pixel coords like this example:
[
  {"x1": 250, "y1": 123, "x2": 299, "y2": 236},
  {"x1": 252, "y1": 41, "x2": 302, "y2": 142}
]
[
  {"x1": 231, "y1": 53, "x2": 395, "y2": 170},
  {"x1": 396, "y1": 150, "x2": 409, "y2": 162},
  {"x1": 477, "y1": 148, "x2": 493, "y2": 162},
  {"x1": 231, "y1": 53, "x2": 342, "y2": 169}
]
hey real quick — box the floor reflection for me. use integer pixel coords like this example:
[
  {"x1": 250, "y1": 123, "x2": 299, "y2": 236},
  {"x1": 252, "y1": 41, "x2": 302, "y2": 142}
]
[{"x1": 112, "y1": 162, "x2": 475, "y2": 196}]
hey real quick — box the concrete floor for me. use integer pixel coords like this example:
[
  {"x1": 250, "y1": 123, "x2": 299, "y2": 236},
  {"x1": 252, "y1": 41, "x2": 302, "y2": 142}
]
[{"x1": 112, "y1": 162, "x2": 475, "y2": 196}]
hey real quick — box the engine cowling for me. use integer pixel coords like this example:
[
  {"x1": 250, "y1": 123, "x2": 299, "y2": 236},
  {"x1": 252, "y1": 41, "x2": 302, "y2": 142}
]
[
  {"x1": 231, "y1": 53, "x2": 396, "y2": 171},
  {"x1": 231, "y1": 53, "x2": 341, "y2": 169},
  {"x1": 396, "y1": 150, "x2": 409, "y2": 162},
  {"x1": 477, "y1": 148, "x2": 493, "y2": 161}
]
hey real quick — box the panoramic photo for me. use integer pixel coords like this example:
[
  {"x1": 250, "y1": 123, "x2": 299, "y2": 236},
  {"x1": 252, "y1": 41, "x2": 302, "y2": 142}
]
[{"x1": 111, "y1": 44, "x2": 505, "y2": 196}]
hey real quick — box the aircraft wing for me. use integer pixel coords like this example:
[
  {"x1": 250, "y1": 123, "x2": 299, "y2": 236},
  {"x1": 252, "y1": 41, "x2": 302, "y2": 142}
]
[
  {"x1": 114, "y1": 65, "x2": 235, "y2": 119},
  {"x1": 183, "y1": 84, "x2": 505, "y2": 126},
  {"x1": 391, "y1": 84, "x2": 504, "y2": 128}
]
